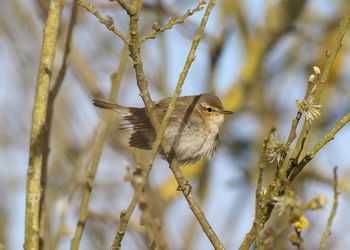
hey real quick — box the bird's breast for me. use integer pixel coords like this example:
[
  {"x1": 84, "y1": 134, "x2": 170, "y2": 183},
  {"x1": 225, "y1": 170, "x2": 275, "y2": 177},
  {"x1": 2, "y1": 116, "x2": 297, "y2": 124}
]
[{"x1": 163, "y1": 119, "x2": 220, "y2": 165}]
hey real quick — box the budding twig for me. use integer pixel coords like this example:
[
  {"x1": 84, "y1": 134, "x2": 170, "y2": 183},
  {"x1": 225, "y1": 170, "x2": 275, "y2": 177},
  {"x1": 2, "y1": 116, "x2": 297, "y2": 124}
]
[
  {"x1": 76, "y1": 0, "x2": 129, "y2": 44},
  {"x1": 139, "y1": 0, "x2": 207, "y2": 43},
  {"x1": 287, "y1": 11, "x2": 350, "y2": 177}
]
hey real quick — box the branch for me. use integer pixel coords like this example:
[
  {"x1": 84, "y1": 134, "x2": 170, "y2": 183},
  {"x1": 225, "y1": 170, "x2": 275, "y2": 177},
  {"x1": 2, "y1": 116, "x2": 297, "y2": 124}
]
[
  {"x1": 284, "y1": 68, "x2": 321, "y2": 148},
  {"x1": 320, "y1": 167, "x2": 340, "y2": 250},
  {"x1": 50, "y1": 2, "x2": 78, "y2": 100},
  {"x1": 25, "y1": 0, "x2": 63, "y2": 249},
  {"x1": 281, "y1": 67, "x2": 323, "y2": 181},
  {"x1": 310, "y1": 111, "x2": 350, "y2": 157},
  {"x1": 126, "y1": 0, "x2": 158, "y2": 126},
  {"x1": 287, "y1": 10, "x2": 350, "y2": 175},
  {"x1": 289, "y1": 111, "x2": 350, "y2": 181},
  {"x1": 139, "y1": 0, "x2": 206, "y2": 43},
  {"x1": 111, "y1": 0, "x2": 136, "y2": 15},
  {"x1": 76, "y1": 0, "x2": 129, "y2": 44},
  {"x1": 70, "y1": 45, "x2": 129, "y2": 250},
  {"x1": 239, "y1": 130, "x2": 276, "y2": 250},
  {"x1": 168, "y1": 159, "x2": 225, "y2": 249},
  {"x1": 138, "y1": 192, "x2": 170, "y2": 249},
  {"x1": 40, "y1": 2, "x2": 78, "y2": 247},
  {"x1": 253, "y1": 129, "x2": 275, "y2": 248},
  {"x1": 239, "y1": 10, "x2": 350, "y2": 249}
]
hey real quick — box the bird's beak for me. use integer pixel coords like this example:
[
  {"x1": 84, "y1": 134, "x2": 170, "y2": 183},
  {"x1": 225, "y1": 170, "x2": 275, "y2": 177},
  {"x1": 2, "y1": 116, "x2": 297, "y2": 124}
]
[{"x1": 217, "y1": 110, "x2": 233, "y2": 114}]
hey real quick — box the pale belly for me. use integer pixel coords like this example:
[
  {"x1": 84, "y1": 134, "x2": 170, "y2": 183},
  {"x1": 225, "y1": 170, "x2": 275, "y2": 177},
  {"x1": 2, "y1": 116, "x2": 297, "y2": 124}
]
[{"x1": 163, "y1": 121, "x2": 219, "y2": 165}]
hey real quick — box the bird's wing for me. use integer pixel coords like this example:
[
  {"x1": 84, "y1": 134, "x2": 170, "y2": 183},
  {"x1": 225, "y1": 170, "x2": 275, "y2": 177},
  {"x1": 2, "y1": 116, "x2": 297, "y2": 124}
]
[
  {"x1": 121, "y1": 108, "x2": 153, "y2": 130},
  {"x1": 129, "y1": 130, "x2": 155, "y2": 150}
]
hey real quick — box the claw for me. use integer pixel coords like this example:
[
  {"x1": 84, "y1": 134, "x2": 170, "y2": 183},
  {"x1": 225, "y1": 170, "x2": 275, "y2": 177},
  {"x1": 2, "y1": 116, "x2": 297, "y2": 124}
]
[{"x1": 177, "y1": 180, "x2": 192, "y2": 197}]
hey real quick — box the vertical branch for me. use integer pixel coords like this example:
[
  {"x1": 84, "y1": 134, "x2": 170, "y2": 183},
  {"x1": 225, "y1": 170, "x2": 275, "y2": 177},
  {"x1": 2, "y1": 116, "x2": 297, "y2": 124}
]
[
  {"x1": 25, "y1": 0, "x2": 63, "y2": 249},
  {"x1": 70, "y1": 45, "x2": 129, "y2": 250},
  {"x1": 320, "y1": 167, "x2": 340, "y2": 250},
  {"x1": 253, "y1": 129, "x2": 274, "y2": 249},
  {"x1": 127, "y1": 0, "x2": 158, "y2": 127},
  {"x1": 40, "y1": 2, "x2": 78, "y2": 247}
]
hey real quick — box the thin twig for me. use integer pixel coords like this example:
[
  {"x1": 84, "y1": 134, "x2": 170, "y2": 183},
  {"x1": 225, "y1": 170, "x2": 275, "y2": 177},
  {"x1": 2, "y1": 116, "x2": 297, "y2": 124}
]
[
  {"x1": 138, "y1": 191, "x2": 170, "y2": 250},
  {"x1": 110, "y1": 0, "x2": 136, "y2": 15},
  {"x1": 51, "y1": 4, "x2": 77, "y2": 99},
  {"x1": 281, "y1": 72, "x2": 320, "y2": 179},
  {"x1": 285, "y1": 113, "x2": 302, "y2": 148},
  {"x1": 320, "y1": 167, "x2": 340, "y2": 250},
  {"x1": 139, "y1": 0, "x2": 206, "y2": 43},
  {"x1": 168, "y1": 159, "x2": 225, "y2": 249},
  {"x1": 253, "y1": 129, "x2": 275, "y2": 249},
  {"x1": 290, "y1": 111, "x2": 350, "y2": 181},
  {"x1": 181, "y1": 161, "x2": 210, "y2": 250},
  {"x1": 76, "y1": 0, "x2": 129, "y2": 44},
  {"x1": 25, "y1": 0, "x2": 63, "y2": 249},
  {"x1": 70, "y1": 45, "x2": 129, "y2": 250},
  {"x1": 126, "y1": 0, "x2": 158, "y2": 127}
]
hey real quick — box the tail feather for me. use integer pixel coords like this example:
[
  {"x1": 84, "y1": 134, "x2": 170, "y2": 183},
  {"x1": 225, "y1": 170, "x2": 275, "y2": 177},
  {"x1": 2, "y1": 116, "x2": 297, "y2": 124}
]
[
  {"x1": 93, "y1": 99, "x2": 120, "y2": 109},
  {"x1": 93, "y1": 99, "x2": 153, "y2": 131},
  {"x1": 92, "y1": 99, "x2": 131, "y2": 116}
]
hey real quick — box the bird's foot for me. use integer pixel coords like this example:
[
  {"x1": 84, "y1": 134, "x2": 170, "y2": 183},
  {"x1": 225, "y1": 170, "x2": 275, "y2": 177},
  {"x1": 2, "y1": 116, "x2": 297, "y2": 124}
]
[{"x1": 177, "y1": 180, "x2": 192, "y2": 197}]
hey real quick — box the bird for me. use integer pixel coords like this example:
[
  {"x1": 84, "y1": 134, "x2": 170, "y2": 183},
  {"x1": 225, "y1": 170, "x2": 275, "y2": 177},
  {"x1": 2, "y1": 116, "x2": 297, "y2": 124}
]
[{"x1": 93, "y1": 93, "x2": 233, "y2": 166}]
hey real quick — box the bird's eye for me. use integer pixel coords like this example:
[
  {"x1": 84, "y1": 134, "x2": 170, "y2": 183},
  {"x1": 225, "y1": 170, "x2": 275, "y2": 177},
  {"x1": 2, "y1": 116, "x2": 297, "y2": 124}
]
[{"x1": 207, "y1": 107, "x2": 213, "y2": 112}]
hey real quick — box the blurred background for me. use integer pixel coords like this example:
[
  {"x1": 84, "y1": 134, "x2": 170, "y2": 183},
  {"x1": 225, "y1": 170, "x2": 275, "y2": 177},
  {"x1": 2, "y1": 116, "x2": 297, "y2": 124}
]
[{"x1": 1, "y1": 0, "x2": 350, "y2": 249}]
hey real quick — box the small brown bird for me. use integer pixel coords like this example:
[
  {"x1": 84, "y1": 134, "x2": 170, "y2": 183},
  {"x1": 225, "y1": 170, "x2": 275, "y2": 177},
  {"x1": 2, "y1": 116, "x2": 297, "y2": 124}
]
[{"x1": 93, "y1": 93, "x2": 232, "y2": 165}]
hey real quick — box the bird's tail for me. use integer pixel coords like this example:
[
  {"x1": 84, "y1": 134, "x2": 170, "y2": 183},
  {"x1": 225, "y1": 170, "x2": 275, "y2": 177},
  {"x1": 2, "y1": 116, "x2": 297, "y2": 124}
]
[{"x1": 92, "y1": 99, "x2": 131, "y2": 116}]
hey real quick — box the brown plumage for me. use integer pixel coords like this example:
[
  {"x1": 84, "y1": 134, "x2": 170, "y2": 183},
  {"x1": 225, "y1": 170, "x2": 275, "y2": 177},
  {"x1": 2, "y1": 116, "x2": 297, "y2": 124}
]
[{"x1": 93, "y1": 94, "x2": 232, "y2": 165}]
